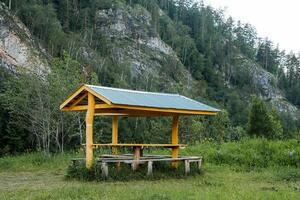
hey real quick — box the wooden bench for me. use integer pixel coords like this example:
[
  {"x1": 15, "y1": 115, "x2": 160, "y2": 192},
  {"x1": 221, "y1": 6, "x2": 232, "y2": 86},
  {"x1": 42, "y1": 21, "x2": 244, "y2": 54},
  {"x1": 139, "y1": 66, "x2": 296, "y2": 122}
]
[
  {"x1": 92, "y1": 143, "x2": 187, "y2": 169},
  {"x1": 96, "y1": 155, "x2": 202, "y2": 177}
]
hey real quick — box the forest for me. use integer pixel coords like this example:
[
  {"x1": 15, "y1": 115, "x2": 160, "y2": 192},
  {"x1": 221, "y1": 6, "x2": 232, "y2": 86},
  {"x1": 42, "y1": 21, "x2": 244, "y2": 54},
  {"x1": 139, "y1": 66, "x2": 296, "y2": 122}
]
[{"x1": 0, "y1": 0, "x2": 299, "y2": 155}]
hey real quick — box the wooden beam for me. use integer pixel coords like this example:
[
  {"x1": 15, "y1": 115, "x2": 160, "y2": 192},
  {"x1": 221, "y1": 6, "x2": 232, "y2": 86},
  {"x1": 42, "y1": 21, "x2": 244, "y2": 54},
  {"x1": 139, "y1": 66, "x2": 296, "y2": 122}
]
[
  {"x1": 112, "y1": 116, "x2": 118, "y2": 155},
  {"x1": 86, "y1": 92, "x2": 95, "y2": 169},
  {"x1": 59, "y1": 85, "x2": 86, "y2": 110},
  {"x1": 62, "y1": 104, "x2": 111, "y2": 111},
  {"x1": 62, "y1": 98, "x2": 218, "y2": 116},
  {"x1": 69, "y1": 92, "x2": 87, "y2": 109},
  {"x1": 83, "y1": 85, "x2": 112, "y2": 105},
  {"x1": 171, "y1": 115, "x2": 179, "y2": 169},
  {"x1": 110, "y1": 104, "x2": 218, "y2": 116},
  {"x1": 59, "y1": 84, "x2": 113, "y2": 110},
  {"x1": 95, "y1": 113, "x2": 128, "y2": 116},
  {"x1": 95, "y1": 109, "x2": 173, "y2": 116},
  {"x1": 91, "y1": 143, "x2": 187, "y2": 148}
]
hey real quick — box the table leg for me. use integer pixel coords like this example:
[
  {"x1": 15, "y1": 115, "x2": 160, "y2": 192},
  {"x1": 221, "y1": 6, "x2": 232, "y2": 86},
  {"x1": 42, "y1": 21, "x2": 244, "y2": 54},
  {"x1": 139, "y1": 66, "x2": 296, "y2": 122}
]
[{"x1": 132, "y1": 147, "x2": 141, "y2": 171}]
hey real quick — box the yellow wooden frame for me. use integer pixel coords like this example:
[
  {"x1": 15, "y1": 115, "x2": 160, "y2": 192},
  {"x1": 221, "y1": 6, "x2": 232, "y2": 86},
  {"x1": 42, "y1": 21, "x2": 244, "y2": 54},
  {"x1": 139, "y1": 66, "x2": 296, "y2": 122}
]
[{"x1": 60, "y1": 85, "x2": 218, "y2": 169}]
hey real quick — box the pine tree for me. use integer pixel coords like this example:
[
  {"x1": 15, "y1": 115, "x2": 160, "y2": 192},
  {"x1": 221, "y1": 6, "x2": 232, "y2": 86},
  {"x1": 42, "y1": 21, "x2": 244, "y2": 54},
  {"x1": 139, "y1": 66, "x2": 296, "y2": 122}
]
[{"x1": 248, "y1": 97, "x2": 283, "y2": 139}]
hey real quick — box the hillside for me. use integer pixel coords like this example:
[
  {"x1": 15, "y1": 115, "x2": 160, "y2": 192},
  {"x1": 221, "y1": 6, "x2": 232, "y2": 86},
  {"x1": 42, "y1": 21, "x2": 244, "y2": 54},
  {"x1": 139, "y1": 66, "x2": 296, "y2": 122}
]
[
  {"x1": 0, "y1": 0, "x2": 299, "y2": 154},
  {"x1": 0, "y1": 3, "x2": 48, "y2": 73}
]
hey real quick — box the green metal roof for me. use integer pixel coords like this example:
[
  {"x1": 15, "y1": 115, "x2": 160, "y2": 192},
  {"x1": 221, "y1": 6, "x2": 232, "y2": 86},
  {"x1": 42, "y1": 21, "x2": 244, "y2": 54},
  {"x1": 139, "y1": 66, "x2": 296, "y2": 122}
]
[{"x1": 86, "y1": 85, "x2": 219, "y2": 113}]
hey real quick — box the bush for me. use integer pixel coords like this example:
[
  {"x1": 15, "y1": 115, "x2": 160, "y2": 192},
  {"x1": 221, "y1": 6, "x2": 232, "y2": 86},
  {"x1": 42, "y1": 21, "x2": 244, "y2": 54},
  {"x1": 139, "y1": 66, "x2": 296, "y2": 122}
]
[
  {"x1": 247, "y1": 97, "x2": 283, "y2": 139},
  {"x1": 182, "y1": 139, "x2": 300, "y2": 170},
  {"x1": 276, "y1": 167, "x2": 300, "y2": 181}
]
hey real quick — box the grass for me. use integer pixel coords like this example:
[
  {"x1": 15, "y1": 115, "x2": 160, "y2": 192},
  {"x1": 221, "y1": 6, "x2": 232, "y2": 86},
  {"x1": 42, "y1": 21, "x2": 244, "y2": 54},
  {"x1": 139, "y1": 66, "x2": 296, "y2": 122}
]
[{"x1": 0, "y1": 139, "x2": 300, "y2": 199}]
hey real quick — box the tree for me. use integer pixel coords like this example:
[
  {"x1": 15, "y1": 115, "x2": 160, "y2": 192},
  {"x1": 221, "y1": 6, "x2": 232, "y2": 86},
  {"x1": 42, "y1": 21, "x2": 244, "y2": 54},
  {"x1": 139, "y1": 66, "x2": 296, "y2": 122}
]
[
  {"x1": 247, "y1": 97, "x2": 283, "y2": 139},
  {"x1": 256, "y1": 38, "x2": 283, "y2": 74},
  {"x1": 209, "y1": 110, "x2": 231, "y2": 143},
  {"x1": 1, "y1": 53, "x2": 97, "y2": 153}
]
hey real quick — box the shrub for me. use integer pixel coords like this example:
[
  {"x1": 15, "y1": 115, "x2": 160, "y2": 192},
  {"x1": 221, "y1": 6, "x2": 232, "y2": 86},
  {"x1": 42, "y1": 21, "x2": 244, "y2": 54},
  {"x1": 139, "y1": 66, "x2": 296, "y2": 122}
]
[
  {"x1": 181, "y1": 139, "x2": 300, "y2": 170},
  {"x1": 276, "y1": 167, "x2": 300, "y2": 181}
]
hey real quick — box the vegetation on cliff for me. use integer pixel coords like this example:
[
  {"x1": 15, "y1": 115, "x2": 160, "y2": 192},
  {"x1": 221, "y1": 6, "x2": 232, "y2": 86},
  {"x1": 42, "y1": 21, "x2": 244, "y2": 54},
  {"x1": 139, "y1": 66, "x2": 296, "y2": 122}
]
[{"x1": 0, "y1": 0, "x2": 299, "y2": 154}]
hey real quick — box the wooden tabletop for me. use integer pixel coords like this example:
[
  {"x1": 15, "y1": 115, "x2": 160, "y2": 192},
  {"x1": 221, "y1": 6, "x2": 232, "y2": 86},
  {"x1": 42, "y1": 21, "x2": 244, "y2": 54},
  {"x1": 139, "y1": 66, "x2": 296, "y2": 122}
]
[{"x1": 92, "y1": 143, "x2": 187, "y2": 148}]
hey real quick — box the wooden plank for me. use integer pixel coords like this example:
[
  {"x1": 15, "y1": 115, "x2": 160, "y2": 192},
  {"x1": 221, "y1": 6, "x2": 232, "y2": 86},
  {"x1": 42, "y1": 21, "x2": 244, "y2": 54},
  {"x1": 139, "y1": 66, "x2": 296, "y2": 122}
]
[
  {"x1": 92, "y1": 143, "x2": 187, "y2": 148},
  {"x1": 94, "y1": 113, "x2": 128, "y2": 116},
  {"x1": 110, "y1": 104, "x2": 218, "y2": 116},
  {"x1": 64, "y1": 104, "x2": 111, "y2": 111},
  {"x1": 97, "y1": 157, "x2": 202, "y2": 163},
  {"x1": 94, "y1": 108, "x2": 175, "y2": 116}
]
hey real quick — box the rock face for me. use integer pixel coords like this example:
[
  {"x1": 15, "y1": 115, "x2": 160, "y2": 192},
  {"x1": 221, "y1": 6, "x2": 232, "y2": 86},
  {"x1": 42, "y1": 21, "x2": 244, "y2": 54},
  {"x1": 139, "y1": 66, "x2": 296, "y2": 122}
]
[
  {"x1": 0, "y1": 1, "x2": 297, "y2": 116},
  {"x1": 94, "y1": 4, "x2": 188, "y2": 91},
  {"x1": 0, "y1": 3, "x2": 48, "y2": 74},
  {"x1": 235, "y1": 55, "x2": 298, "y2": 116},
  {"x1": 94, "y1": 3, "x2": 298, "y2": 115}
]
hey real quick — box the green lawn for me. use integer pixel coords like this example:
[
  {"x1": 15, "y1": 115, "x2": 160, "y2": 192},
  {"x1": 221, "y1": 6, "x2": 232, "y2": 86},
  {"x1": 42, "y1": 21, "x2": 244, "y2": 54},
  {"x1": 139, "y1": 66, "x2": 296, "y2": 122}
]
[{"x1": 0, "y1": 152, "x2": 299, "y2": 200}]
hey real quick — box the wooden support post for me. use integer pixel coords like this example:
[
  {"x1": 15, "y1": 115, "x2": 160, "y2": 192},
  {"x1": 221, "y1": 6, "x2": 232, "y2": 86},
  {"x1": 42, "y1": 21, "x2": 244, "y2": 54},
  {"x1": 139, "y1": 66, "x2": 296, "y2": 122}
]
[
  {"x1": 112, "y1": 116, "x2": 121, "y2": 170},
  {"x1": 132, "y1": 147, "x2": 141, "y2": 171},
  {"x1": 185, "y1": 160, "x2": 190, "y2": 175},
  {"x1": 171, "y1": 115, "x2": 179, "y2": 169},
  {"x1": 147, "y1": 161, "x2": 153, "y2": 176},
  {"x1": 101, "y1": 162, "x2": 108, "y2": 178},
  {"x1": 112, "y1": 116, "x2": 118, "y2": 155},
  {"x1": 197, "y1": 158, "x2": 202, "y2": 170},
  {"x1": 85, "y1": 93, "x2": 95, "y2": 169}
]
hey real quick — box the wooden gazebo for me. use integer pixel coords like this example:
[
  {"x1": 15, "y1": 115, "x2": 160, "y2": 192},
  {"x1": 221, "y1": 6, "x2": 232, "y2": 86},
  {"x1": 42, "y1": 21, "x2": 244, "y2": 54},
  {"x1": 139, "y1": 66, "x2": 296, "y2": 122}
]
[{"x1": 60, "y1": 84, "x2": 219, "y2": 171}]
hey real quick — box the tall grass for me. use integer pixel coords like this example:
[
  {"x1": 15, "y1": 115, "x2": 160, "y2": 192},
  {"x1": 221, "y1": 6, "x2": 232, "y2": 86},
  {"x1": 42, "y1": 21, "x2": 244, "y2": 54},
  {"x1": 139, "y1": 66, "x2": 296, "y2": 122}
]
[
  {"x1": 1, "y1": 139, "x2": 299, "y2": 173},
  {"x1": 0, "y1": 152, "x2": 75, "y2": 172},
  {"x1": 183, "y1": 139, "x2": 300, "y2": 170}
]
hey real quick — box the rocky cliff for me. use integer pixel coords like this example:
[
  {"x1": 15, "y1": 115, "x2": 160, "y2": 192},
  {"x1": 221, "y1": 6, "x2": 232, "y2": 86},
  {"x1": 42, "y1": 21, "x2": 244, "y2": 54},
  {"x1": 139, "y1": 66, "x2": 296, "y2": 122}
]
[
  {"x1": 234, "y1": 55, "x2": 298, "y2": 116},
  {"x1": 0, "y1": 3, "x2": 48, "y2": 74},
  {"x1": 0, "y1": 1, "x2": 298, "y2": 117},
  {"x1": 92, "y1": 3, "x2": 298, "y2": 116}
]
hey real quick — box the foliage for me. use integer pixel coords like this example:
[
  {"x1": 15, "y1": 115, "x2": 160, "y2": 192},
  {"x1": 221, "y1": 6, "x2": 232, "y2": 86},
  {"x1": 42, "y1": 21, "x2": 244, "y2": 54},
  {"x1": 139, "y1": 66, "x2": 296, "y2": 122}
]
[
  {"x1": 0, "y1": 53, "x2": 97, "y2": 154},
  {"x1": 184, "y1": 139, "x2": 300, "y2": 170},
  {"x1": 276, "y1": 167, "x2": 300, "y2": 182},
  {"x1": 248, "y1": 97, "x2": 283, "y2": 139},
  {"x1": 208, "y1": 110, "x2": 231, "y2": 143},
  {"x1": 0, "y1": 0, "x2": 299, "y2": 155}
]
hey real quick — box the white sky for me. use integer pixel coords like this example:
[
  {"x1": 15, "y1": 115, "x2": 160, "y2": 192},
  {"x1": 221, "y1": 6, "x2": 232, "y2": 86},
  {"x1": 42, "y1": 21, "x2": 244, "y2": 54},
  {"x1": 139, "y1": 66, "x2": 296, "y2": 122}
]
[{"x1": 202, "y1": 0, "x2": 300, "y2": 53}]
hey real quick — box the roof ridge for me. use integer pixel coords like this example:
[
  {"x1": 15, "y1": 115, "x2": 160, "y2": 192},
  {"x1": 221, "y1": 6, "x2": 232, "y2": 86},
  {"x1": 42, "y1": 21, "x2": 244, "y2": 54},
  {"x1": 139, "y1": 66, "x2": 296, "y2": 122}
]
[{"x1": 86, "y1": 84, "x2": 180, "y2": 96}]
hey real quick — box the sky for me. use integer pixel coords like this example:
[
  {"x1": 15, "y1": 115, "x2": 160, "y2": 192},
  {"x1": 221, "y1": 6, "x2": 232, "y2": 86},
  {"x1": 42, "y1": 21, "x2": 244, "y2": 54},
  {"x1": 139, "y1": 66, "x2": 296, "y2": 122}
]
[{"x1": 202, "y1": 0, "x2": 300, "y2": 53}]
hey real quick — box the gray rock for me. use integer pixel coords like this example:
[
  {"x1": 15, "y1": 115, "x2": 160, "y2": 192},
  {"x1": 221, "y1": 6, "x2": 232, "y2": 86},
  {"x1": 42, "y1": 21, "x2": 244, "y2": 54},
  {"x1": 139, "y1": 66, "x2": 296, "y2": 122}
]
[{"x1": 0, "y1": 4, "x2": 48, "y2": 74}]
